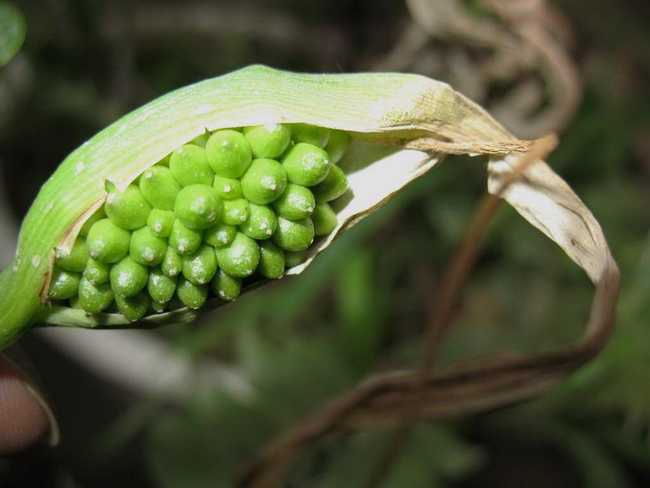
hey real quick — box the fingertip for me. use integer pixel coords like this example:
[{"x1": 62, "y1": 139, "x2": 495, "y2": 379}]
[{"x1": 0, "y1": 355, "x2": 55, "y2": 454}]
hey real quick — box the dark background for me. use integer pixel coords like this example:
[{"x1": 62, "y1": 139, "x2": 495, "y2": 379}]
[{"x1": 1, "y1": 1, "x2": 649, "y2": 487}]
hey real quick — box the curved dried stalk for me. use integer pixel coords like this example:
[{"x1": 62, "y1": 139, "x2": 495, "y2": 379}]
[
  {"x1": 240, "y1": 263, "x2": 618, "y2": 487},
  {"x1": 238, "y1": 138, "x2": 620, "y2": 487}
]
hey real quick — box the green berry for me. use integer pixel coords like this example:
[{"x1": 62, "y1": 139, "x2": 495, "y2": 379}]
[
  {"x1": 147, "y1": 209, "x2": 175, "y2": 238},
  {"x1": 213, "y1": 176, "x2": 243, "y2": 200},
  {"x1": 174, "y1": 184, "x2": 223, "y2": 230},
  {"x1": 215, "y1": 232, "x2": 260, "y2": 278},
  {"x1": 312, "y1": 165, "x2": 348, "y2": 202},
  {"x1": 169, "y1": 144, "x2": 214, "y2": 187},
  {"x1": 313, "y1": 202, "x2": 338, "y2": 236},
  {"x1": 78, "y1": 277, "x2": 114, "y2": 313},
  {"x1": 116, "y1": 292, "x2": 150, "y2": 322},
  {"x1": 222, "y1": 198, "x2": 249, "y2": 226},
  {"x1": 205, "y1": 223, "x2": 237, "y2": 248},
  {"x1": 290, "y1": 124, "x2": 330, "y2": 148},
  {"x1": 87, "y1": 219, "x2": 131, "y2": 264},
  {"x1": 83, "y1": 258, "x2": 110, "y2": 285},
  {"x1": 152, "y1": 301, "x2": 167, "y2": 313},
  {"x1": 325, "y1": 130, "x2": 350, "y2": 164},
  {"x1": 105, "y1": 184, "x2": 151, "y2": 230},
  {"x1": 48, "y1": 268, "x2": 81, "y2": 300},
  {"x1": 272, "y1": 217, "x2": 315, "y2": 252},
  {"x1": 285, "y1": 250, "x2": 309, "y2": 268},
  {"x1": 282, "y1": 143, "x2": 331, "y2": 187},
  {"x1": 273, "y1": 184, "x2": 315, "y2": 221},
  {"x1": 162, "y1": 247, "x2": 183, "y2": 277},
  {"x1": 148, "y1": 268, "x2": 177, "y2": 305},
  {"x1": 243, "y1": 124, "x2": 291, "y2": 158},
  {"x1": 56, "y1": 238, "x2": 89, "y2": 273},
  {"x1": 258, "y1": 241, "x2": 285, "y2": 279},
  {"x1": 241, "y1": 158, "x2": 287, "y2": 204},
  {"x1": 139, "y1": 165, "x2": 181, "y2": 210},
  {"x1": 169, "y1": 220, "x2": 203, "y2": 255},
  {"x1": 211, "y1": 270, "x2": 241, "y2": 301},
  {"x1": 69, "y1": 296, "x2": 83, "y2": 310},
  {"x1": 130, "y1": 227, "x2": 167, "y2": 266},
  {"x1": 206, "y1": 129, "x2": 253, "y2": 178},
  {"x1": 182, "y1": 245, "x2": 218, "y2": 285},
  {"x1": 177, "y1": 277, "x2": 208, "y2": 310},
  {"x1": 240, "y1": 204, "x2": 278, "y2": 240},
  {"x1": 80, "y1": 207, "x2": 106, "y2": 236},
  {"x1": 110, "y1": 256, "x2": 149, "y2": 297}
]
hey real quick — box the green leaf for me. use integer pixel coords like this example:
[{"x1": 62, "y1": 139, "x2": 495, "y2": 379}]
[{"x1": 0, "y1": 1, "x2": 26, "y2": 67}]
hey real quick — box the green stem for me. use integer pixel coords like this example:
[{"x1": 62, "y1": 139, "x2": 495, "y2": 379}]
[{"x1": 0, "y1": 264, "x2": 40, "y2": 348}]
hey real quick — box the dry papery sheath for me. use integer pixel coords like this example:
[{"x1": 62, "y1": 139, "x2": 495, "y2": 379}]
[{"x1": 0, "y1": 65, "x2": 618, "y2": 351}]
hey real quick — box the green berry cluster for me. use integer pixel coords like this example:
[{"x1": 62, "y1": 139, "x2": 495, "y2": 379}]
[{"x1": 48, "y1": 124, "x2": 350, "y2": 320}]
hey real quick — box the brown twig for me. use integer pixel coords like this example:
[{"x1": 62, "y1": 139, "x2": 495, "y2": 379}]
[{"x1": 239, "y1": 283, "x2": 619, "y2": 486}]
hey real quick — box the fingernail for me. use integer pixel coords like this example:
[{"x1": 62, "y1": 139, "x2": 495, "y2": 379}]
[{"x1": 20, "y1": 378, "x2": 61, "y2": 447}]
